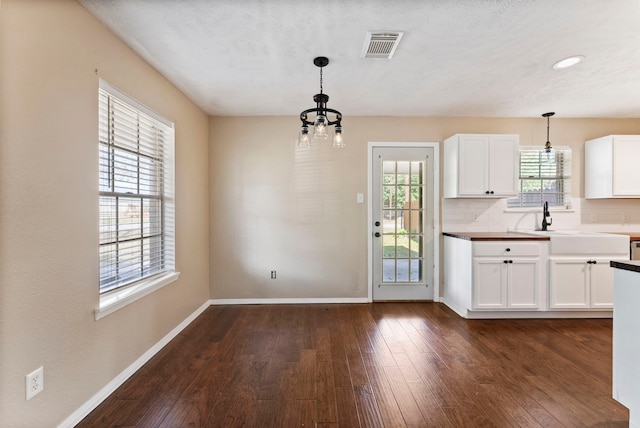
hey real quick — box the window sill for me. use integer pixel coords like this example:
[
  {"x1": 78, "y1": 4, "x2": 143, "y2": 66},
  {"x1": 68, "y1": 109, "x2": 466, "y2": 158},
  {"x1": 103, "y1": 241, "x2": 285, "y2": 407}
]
[
  {"x1": 503, "y1": 206, "x2": 574, "y2": 213},
  {"x1": 95, "y1": 271, "x2": 180, "y2": 320}
]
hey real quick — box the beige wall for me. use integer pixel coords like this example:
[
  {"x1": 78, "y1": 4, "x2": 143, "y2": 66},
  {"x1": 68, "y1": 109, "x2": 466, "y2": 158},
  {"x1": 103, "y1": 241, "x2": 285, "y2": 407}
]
[
  {"x1": 2, "y1": 0, "x2": 640, "y2": 425},
  {"x1": 209, "y1": 116, "x2": 640, "y2": 300},
  {"x1": 0, "y1": 1, "x2": 209, "y2": 426}
]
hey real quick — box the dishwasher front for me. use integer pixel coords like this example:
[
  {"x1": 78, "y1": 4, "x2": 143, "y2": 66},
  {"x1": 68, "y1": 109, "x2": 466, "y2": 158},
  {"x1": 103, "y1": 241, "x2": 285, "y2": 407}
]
[{"x1": 631, "y1": 240, "x2": 640, "y2": 260}]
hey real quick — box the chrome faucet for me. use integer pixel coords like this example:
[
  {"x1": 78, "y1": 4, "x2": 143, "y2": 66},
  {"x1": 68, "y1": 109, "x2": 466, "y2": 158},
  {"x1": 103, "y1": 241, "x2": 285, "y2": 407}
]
[{"x1": 541, "y1": 201, "x2": 552, "y2": 231}]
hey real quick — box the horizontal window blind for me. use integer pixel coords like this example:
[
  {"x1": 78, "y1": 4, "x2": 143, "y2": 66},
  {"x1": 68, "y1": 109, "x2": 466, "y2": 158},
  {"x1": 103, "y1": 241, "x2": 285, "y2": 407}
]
[
  {"x1": 507, "y1": 147, "x2": 571, "y2": 208},
  {"x1": 99, "y1": 84, "x2": 175, "y2": 293}
]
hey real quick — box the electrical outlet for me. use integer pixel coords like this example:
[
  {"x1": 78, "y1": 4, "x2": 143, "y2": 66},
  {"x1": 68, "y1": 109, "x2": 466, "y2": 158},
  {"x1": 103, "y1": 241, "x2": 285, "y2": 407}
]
[
  {"x1": 270, "y1": 270, "x2": 276, "y2": 279},
  {"x1": 26, "y1": 366, "x2": 44, "y2": 400}
]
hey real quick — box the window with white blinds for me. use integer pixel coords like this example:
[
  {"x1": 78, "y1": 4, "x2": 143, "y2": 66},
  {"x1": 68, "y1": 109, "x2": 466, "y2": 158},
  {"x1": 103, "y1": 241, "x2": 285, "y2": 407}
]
[
  {"x1": 507, "y1": 147, "x2": 572, "y2": 208},
  {"x1": 98, "y1": 81, "x2": 175, "y2": 294}
]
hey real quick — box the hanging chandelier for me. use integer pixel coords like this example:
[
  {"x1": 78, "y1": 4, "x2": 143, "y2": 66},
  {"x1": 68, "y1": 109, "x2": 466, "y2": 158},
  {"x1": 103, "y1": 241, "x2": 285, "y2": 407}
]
[
  {"x1": 542, "y1": 111, "x2": 555, "y2": 153},
  {"x1": 297, "y1": 56, "x2": 344, "y2": 148}
]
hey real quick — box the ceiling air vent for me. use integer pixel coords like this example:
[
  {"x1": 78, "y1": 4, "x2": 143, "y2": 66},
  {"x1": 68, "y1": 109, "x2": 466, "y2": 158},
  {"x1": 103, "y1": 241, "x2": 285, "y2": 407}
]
[{"x1": 361, "y1": 31, "x2": 404, "y2": 59}]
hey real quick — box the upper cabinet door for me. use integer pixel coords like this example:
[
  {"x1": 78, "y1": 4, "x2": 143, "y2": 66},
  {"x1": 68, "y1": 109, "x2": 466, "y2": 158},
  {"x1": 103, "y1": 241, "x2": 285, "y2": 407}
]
[
  {"x1": 585, "y1": 135, "x2": 640, "y2": 198},
  {"x1": 488, "y1": 135, "x2": 519, "y2": 197},
  {"x1": 613, "y1": 136, "x2": 640, "y2": 196},
  {"x1": 444, "y1": 133, "x2": 519, "y2": 198},
  {"x1": 458, "y1": 135, "x2": 490, "y2": 196}
]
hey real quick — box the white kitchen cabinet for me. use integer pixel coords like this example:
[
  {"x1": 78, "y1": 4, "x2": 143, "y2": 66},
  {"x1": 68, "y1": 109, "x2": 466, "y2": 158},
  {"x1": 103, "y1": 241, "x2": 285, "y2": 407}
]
[
  {"x1": 611, "y1": 264, "x2": 640, "y2": 428},
  {"x1": 585, "y1": 135, "x2": 640, "y2": 198},
  {"x1": 472, "y1": 242, "x2": 540, "y2": 309},
  {"x1": 444, "y1": 134, "x2": 519, "y2": 198},
  {"x1": 549, "y1": 258, "x2": 621, "y2": 309}
]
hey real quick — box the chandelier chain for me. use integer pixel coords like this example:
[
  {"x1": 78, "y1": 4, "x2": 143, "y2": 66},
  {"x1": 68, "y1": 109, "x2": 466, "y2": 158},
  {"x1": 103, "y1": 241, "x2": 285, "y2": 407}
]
[{"x1": 319, "y1": 67, "x2": 323, "y2": 95}]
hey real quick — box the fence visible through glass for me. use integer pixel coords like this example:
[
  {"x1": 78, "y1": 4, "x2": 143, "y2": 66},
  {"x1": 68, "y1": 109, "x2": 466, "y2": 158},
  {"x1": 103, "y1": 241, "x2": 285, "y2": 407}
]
[{"x1": 381, "y1": 160, "x2": 424, "y2": 283}]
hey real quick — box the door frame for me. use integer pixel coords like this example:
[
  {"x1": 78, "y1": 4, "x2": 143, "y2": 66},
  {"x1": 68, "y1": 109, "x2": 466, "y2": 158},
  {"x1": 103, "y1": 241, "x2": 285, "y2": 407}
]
[{"x1": 367, "y1": 142, "x2": 440, "y2": 302}]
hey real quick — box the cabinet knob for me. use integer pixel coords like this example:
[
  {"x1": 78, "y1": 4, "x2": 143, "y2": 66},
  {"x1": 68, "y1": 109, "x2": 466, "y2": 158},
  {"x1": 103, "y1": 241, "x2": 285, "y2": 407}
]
[
  {"x1": 374, "y1": 232, "x2": 381, "y2": 237},
  {"x1": 374, "y1": 221, "x2": 381, "y2": 227},
  {"x1": 490, "y1": 191, "x2": 495, "y2": 194},
  {"x1": 503, "y1": 260, "x2": 508, "y2": 264},
  {"x1": 508, "y1": 260, "x2": 513, "y2": 263},
  {"x1": 485, "y1": 191, "x2": 490, "y2": 194},
  {"x1": 505, "y1": 248, "x2": 511, "y2": 252}
]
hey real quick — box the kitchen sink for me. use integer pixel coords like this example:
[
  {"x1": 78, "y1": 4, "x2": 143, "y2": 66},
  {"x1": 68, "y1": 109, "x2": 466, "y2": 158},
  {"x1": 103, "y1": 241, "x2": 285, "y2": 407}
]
[{"x1": 521, "y1": 230, "x2": 629, "y2": 254}]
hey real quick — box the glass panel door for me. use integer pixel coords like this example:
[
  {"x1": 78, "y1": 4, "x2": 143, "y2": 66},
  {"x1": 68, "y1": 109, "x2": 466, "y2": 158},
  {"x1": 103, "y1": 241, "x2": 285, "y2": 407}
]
[{"x1": 372, "y1": 147, "x2": 434, "y2": 301}]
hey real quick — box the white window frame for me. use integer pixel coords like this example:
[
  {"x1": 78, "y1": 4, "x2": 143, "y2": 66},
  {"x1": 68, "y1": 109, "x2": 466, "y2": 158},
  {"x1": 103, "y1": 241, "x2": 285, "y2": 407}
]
[
  {"x1": 507, "y1": 146, "x2": 572, "y2": 210},
  {"x1": 96, "y1": 79, "x2": 178, "y2": 320}
]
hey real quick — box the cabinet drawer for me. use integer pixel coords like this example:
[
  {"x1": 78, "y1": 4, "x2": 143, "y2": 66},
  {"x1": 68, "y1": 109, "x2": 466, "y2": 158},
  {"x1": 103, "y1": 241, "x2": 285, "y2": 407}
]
[{"x1": 473, "y1": 242, "x2": 541, "y2": 257}]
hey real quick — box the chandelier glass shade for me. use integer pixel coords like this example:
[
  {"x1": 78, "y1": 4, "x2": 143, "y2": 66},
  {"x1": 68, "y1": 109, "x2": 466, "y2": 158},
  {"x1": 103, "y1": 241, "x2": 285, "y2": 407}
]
[{"x1": 298, "y1": 57, "x2": 344, "y2": 148}]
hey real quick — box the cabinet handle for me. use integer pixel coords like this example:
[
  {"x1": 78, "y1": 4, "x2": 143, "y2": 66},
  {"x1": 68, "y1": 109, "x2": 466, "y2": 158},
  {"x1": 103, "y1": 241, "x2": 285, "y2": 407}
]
[{"x1": 592, "y1": 260, "x2": 597, "y2": 264}]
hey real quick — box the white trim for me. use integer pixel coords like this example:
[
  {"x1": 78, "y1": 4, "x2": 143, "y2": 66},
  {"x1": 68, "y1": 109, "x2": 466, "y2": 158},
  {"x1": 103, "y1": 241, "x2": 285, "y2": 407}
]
[
  {"x1": 367, "y1": 142, "x2": 441, "y2": 303},
  {"x1": 58, "y1": 300, "x2": 210, "y2": 428},
  {"x1": 95, "y1": 272, "x2": 180, "y2": 320},
  {"x1": 209, "y1": 297, "x2": 369, "y2": 305},
  {"x1": 519, "y1": 145, "x2": 571, "y2": 151},
  {"x1": 504, "y1": 207, "x2": 575, "y2": 213},
  {"x1": 99, "y1": 78, "x2": 173, "y2": 128}
]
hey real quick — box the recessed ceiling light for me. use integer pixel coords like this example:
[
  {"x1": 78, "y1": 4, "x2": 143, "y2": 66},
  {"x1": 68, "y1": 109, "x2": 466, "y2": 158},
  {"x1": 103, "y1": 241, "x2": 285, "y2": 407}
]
[{"x1": 553, "y1": 55, "x2": 584, "y2": 70}]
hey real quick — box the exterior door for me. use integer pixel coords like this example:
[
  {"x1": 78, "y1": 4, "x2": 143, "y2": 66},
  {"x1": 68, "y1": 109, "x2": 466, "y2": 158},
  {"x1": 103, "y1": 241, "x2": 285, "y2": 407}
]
[{"x1": 372, "y1": 146, "x2": 434, "y2": 301}]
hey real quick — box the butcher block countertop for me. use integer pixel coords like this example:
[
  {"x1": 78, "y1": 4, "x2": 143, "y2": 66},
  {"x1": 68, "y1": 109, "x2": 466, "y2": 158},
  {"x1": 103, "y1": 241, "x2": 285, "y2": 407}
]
[
  {"x1": 611, "y1": 232, "x2": 640, "y2": 240},
  {"x1": 444, "y1": 231, "x2": 640, "y2": 241},
  {"x1": 443, "y1": 232, "x2": 550, "y2": 241}
]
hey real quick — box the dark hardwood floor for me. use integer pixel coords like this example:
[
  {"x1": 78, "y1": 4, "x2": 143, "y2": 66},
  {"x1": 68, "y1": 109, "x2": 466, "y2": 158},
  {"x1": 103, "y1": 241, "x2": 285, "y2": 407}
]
[{"x1": 77, "y1": 303, "x2": 628, "y2": 427}]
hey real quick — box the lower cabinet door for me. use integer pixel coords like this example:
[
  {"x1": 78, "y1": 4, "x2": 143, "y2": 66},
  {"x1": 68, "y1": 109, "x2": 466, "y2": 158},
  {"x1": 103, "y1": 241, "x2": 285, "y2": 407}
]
[
  {"x1": 473, "y1": 259, "x2": 507, "y2": 309},
  {"x1": 507, "y1": 259, "x2": 540, "y2": 309},
  {"x1": 590, "y1": 260, "x2": 614, "y2": 308},
  {"x1": 549, "y1": 259, "x2": 589, "y2": 309}
]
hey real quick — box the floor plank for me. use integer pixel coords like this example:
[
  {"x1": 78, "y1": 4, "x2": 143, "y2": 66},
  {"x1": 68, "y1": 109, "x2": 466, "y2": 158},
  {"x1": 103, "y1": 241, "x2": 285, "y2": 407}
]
[{"x1": 76, "y1": 303, "x2": 629, "y2": 427}]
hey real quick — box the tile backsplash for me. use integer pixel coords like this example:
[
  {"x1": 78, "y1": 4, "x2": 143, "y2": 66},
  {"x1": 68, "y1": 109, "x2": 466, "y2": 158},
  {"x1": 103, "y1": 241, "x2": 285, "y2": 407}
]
[{"x1": 442, "y1": 197, "x2": 640, "y2": 232}]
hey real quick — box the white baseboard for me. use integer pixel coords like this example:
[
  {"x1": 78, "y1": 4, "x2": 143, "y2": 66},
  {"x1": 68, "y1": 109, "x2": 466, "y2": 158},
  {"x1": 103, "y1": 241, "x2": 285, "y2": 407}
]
[
  {"x1": 209, "y1": 297, "x2": 370, "y2": 305},
  {"x1": 58, "y1": 297, "x2": 370, "y2": 427},
  {"x1": 57, "y1": 300, "x2": 211, "y2": 428}
]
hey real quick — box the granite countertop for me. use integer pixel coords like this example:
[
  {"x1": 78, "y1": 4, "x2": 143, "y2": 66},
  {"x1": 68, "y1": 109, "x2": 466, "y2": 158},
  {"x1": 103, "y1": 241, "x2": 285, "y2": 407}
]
[
  {"x1": 610, "y1": 260, "x2": 640, "y2": 273},
  {"x1": 442, "y1": 232, "x2": 550, "y2": 241}
]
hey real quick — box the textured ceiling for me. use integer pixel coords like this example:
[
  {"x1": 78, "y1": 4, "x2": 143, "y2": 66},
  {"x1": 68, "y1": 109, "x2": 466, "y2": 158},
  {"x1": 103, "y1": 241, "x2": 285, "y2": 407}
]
[{"x1": 78, "y1": 0, "x2": 640, "y2": 118}]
